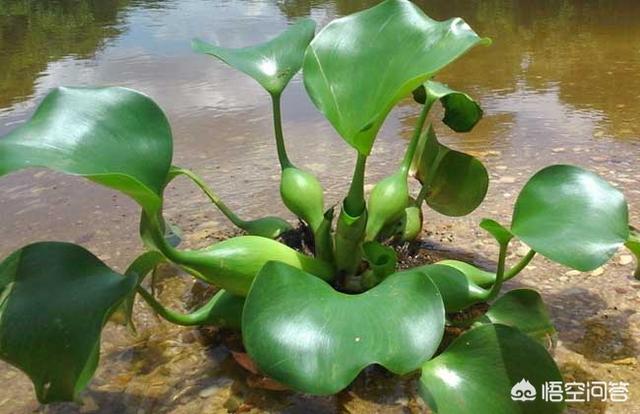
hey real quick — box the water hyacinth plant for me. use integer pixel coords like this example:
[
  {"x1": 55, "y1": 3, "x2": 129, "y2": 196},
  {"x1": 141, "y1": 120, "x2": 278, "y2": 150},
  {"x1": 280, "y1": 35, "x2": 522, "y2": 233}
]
[{"x1": 0, "y1": 1, "x2": 637, "y2": 412}]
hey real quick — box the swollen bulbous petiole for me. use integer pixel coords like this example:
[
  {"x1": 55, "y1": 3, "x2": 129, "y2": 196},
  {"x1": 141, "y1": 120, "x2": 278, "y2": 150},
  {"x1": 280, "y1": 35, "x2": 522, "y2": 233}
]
[
  {"x1": 365, "y1": 171, "x2": 409, "y2": 241},
  {"x1": 280, "y1": 166, "x2": 325, "y2": 232}
]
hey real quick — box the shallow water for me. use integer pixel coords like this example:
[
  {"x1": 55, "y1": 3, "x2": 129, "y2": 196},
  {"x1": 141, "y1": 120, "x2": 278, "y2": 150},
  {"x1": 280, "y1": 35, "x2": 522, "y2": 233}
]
[{"x1": 1, "y1": 0, "x2": 640, "y2": 413}]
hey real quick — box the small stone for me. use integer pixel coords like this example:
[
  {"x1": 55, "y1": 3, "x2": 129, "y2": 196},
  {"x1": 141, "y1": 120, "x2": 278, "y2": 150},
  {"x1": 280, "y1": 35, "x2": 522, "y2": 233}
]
[
  {"x1": 612, "y1": 357, "x2": 637, "y2": 366},
  {"x1": 552, "y1": 147, "x2": 566, "y2": 153},
  {"x1": 496, "y1": 165, "x2": 508, "y2": 170},
  {"x1": 565, "y1": 270, "x2": 581, "y2": 277},
  {"x1": 590, "y1": 267, "x2": 605, "y2": 277},
  {"x1": 619, "y1": 255, "x2": 633, "y2": 266},
  {"x1": 515, "y1": 245, "x2": 529, "y2": 257},
  {"x1": 199, "y1": 385, "x2": 220, "y2": 398},
  {"x1": 559, "y1": 276, "x2": 569, "y2": 282},
  {"x1": 498, "y1": 176, "x2": 516, "y2": 184}
]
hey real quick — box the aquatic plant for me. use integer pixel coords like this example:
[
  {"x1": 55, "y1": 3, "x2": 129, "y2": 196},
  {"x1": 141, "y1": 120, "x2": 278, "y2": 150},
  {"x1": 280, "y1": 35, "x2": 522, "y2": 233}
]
[{"x1": 0, "y1": 1, "x2": 636, "y2": 412}]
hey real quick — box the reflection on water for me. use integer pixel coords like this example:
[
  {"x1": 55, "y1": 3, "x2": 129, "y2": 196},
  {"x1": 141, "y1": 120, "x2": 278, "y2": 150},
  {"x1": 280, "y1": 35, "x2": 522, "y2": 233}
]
[
  {"x1": 0, "y1": 0, "x2": 127, "y2": 110},
  {"x1": 0, "y1": 1, "x2": 640, "y2": 412},
  {"x1": 2, "y1": 0, "x2": 640, "y2": 139}
]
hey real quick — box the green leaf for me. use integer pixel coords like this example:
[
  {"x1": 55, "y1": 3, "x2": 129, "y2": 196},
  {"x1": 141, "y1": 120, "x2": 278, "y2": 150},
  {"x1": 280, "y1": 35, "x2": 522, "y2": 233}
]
[
  {"x1": 173, "y1": 235, "x2": 334, "y2": 296},
  {"x1": 480, "y1": 218, "x2": 513, "y2": 246},
  {"x1": 303, "y1": 0, "x2": 489, "y2": 154},
  {"x1": 0, "y1": 87, "x2": 173, "y2": 215},
  {"x1": 413, "y1": 264, "x2": 488, "y2": 312},
  {"x1": 0, "y1": 242, "x2": 136, "y2": 403},
  {"x1": 242, "y1": 262, "x2": 445, "y2": 395},
  {"x1": 419, "y1": 324, "x2": 565, "y2": 414},
  {"x1": 511, "y1": 165, "x2": 629, "y2": 271},
  {"x1": 435, "y1": 259, "x2": 496, "y2": 287},
  {"x1": 477, "y1": 289, "x2": 556, "y2": 346},
  {"x1": 413, "y1": 80, "x2": 483, "y2": 132},
  {"x1": 413, "y1": 126, "x2": 488, "y2": 217},
  {"x1": 241, "y1": 216, "x2": 293, "y2": 239},
  {"x1": 192, "y1": 19, "x2": 316, "y2": 95}
]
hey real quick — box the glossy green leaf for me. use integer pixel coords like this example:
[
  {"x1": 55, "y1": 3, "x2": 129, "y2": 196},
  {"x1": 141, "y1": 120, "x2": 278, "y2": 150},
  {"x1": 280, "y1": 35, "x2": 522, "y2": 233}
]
[
  {"x1": 303, "y1": 0, "x2": 489, "y2": 154},
  {"x1": 436, "y1": 259, "x2": 496, "y2": 287},
  {"x1": 193, "y1": 19, "x2": 315, "y2": 95},
  {"x1": 413, "y1": 80, "x2": 483, "y2": 132},
  {"x1": 511, "y1": 165, "x2": 629, "y2": 271},
  {"x1": 241, "y1": 216, "x2": 293, "y2": 239},
  {"x1": 477, "y1": 289, "x2": 556, "y2": 346},
  {"x1": 414, "y1": 264, "x2": 488, "y2": 312},
  {"x1": 0, "y1": 242, "x2": 136, "y2": 403},
  {"x1": 480, "y1": 218, "x2": 513, "y2": 246},
  {"x1": 243, "y1": 262, "x2": 445, "y2": 395},
  {"x1": 420, "y1": 324, "x2": 565, "y2": 414},
  {"x1": 173, "y1": 235, "x2": 334, "y2": 296},
  {"x1": 413, "y1": 126, "x2": 488, "y2": 217},
  {"x1": 0, "y1": 87, "x2": 172, "y2": 214}
]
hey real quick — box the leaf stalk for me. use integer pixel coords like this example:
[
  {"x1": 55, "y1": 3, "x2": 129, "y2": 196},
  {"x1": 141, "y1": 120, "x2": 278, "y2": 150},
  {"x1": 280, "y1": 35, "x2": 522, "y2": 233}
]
[
  {"x1": 400, "y1": 94, "x2": 436, "y2": 177},
  {"x1": 344, "y1": 152, "x2": 368, "y2": 216},
  {"x1": 271, "y1": 93, "x2": 292, "y2": 169}
]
